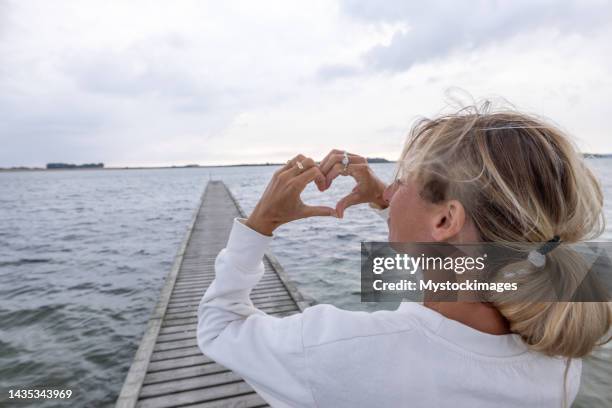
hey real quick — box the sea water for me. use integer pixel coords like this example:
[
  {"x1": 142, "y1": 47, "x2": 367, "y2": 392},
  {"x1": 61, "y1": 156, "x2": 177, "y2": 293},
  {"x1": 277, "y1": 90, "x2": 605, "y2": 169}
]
[{"x1": 1, "y1": 161, "x2": 610, "y2": 407}]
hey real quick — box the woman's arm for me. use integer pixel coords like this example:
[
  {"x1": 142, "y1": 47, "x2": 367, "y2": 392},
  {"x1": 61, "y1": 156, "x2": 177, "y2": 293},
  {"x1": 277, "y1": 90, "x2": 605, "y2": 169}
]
[
  {"x1": 197, "y1": 154, "x2": 333, "y2": 406},
  {"x1": 197, "y1": 151, "x2": 387, "y2": 406},
  {"x1": 197, "y1": 218, "x2": 316, "y2": 407}
]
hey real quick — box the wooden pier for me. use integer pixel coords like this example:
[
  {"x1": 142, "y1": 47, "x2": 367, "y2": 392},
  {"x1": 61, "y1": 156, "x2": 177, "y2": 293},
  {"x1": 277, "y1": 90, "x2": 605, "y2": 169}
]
[{"x1": 116, "y1": 181, "x2": 310, "y2": 408}]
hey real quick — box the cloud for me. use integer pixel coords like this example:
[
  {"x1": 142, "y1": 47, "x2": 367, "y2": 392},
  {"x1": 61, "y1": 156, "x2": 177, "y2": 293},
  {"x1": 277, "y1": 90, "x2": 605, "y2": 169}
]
[
  {"x1": 315, "y1": 64, "x2": 362, "y2": 81},
  {"x1": 340, "y1": 0, "x2": 612, "y2": 72},
  {"x1": 1, "y1": 0, "x2": 612, "y2": 167},
  {"x1": 0, "y1": 92, "x2": 107, "y2": 165},
  {"x1": 0, "y1": 1, "x2": 10, "y2": 38},
  {"x1": 64, "y1": 35, "x2": 202, "y2": 98}
]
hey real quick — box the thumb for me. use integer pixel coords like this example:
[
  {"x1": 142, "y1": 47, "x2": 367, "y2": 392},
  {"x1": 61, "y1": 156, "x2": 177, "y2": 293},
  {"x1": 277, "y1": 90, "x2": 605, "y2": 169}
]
[
  {"x1": 336, "y1": 192, "x2": 364, "y2": 218},
  {"x1": 301, "y1": 205, "x2": 337, "y2": 218}
]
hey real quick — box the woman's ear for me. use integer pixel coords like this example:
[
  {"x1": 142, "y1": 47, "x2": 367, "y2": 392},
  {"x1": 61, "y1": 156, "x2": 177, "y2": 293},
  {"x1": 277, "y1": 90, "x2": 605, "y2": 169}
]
[{"x1": 431, "y1": 200, "x2": 466, "y2": 242}]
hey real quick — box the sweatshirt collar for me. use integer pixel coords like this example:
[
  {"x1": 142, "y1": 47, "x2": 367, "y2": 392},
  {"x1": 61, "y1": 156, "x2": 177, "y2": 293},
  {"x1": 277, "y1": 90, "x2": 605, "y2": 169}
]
[{"x1": 397, "y1": 302, "x2": 529, "y2": 358}]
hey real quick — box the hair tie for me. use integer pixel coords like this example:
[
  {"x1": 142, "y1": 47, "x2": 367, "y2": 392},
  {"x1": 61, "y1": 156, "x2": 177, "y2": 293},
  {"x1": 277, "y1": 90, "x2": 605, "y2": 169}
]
[{"x1": 527, "y1": 235, "x2": 561, "y2": 267}]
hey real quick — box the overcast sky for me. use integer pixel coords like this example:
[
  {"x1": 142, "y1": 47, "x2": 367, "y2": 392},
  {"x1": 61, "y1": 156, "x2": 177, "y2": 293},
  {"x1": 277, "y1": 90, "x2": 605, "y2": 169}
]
[{"x1": 1, "y1": 0, "x2": 611, "y2": 167}]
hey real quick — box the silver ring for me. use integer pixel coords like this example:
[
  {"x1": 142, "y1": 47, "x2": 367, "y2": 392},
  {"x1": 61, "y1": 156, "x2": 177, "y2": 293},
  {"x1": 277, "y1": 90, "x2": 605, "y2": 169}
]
[
  {"x1": 342, "y1": 151, "x2": 349, "y2": 166},
  {"x1": 296, "y1": 161, "x2": 304, "y2": 170},
  {"x1": 342, "y1": 151, "x2": 349, "y2": 174}
]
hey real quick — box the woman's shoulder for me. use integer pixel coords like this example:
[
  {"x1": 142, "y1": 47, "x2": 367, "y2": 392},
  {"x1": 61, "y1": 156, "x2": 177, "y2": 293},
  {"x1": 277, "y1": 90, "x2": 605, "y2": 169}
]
[{"x1": 300, "y1": 303, "x2": 421, "y2": 349}]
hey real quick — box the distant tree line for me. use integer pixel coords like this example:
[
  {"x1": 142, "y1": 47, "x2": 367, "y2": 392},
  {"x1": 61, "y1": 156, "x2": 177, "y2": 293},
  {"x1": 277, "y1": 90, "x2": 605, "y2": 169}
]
[
  {"x1": 46, "y1": 162, "x2": 104, "y2": 169},
  {"x1": 366, "y1": 157, "x2": 392, "y2": 163}
]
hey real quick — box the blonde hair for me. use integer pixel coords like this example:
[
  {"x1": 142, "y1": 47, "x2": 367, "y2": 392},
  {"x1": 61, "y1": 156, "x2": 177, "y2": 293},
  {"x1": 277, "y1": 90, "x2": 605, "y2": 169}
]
[{"x1": 396, "y1": 101, "x2": 612, "y2": 359}]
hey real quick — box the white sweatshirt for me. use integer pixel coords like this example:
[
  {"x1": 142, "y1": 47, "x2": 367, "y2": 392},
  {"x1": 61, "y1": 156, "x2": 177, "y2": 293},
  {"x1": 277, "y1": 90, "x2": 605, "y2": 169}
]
[{"x1": 197, "y1": 217, "x2": 581, "y2": 408}]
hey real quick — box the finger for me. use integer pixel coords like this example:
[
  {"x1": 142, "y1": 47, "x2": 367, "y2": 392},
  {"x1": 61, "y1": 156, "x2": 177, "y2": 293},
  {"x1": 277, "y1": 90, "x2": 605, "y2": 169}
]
[
  {"x1": 325, "y1": 162, "x2": 365, "y2": 189},
  {"x1": 274, "y1": 154, "x2": 303, "y2": 177},
  {"x1": 286, "y1": 154, "x2": 306, "y2": 168},
  {"x1": 282, "y1": 156, "x2": 316, "y2": 180},
  {"x1": 285, "y1": 153, "x2": 306, "y2": 169},
  {"x1": 318, "y1": 149, "x2": 341, "y2": 171},
  {"x1": 336, "y1": 191, "x2": 366, "y2": 218},
  {"x1": 274, "y1": 161, "x2": 292, "y2": 176},
  {"x1": 320, "y1": 148, "x2": 343, "y2": 164},
  {"x1": 278, "y1": 154, "x2": 307, "y2": 179},
  {"x1": 300, "y1": 204, "x2": 337, "y2": 218},
  {"x1": 319, "y1": 153, "x2": 344, "y2": 176},
  {"x1": 293, "y1": 165, "x2": 326, "y2": 191},
  {"x1": 322, "y1": 156, "x2": 367, "y2": 190},
  {"x1": 319, "y1": 151, "x2": 365, "y2": 175}
]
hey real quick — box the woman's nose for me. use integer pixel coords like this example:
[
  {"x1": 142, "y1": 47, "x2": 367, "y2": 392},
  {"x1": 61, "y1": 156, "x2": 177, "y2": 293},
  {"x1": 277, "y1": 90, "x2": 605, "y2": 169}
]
[{"x1": 382, "y1": 181, "x2": 396, "y2": 203}]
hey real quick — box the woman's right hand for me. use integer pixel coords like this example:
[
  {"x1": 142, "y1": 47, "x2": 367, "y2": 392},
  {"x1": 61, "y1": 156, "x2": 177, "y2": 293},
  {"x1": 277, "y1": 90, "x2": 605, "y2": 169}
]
[
  {"x1": 319, "y1": 150, "x2": 388, "y2": 218},
  {"x1": 246, "y1": 154, "x2": 336, "y2": 236}
]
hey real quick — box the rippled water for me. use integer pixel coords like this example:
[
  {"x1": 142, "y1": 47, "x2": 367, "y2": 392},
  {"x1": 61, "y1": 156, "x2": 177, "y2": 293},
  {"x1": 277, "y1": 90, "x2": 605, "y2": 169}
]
[{"x1": 0, "y1": 161, "x2": 611, "y2": 407}]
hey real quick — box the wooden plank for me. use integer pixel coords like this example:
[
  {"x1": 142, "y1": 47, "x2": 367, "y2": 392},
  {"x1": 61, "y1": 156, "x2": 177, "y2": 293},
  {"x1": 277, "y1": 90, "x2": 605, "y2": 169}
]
[
  {"x1": 165, "y1": 299, "x2": 296, "y2": 318},
  {"x1": 143, "y1": 363, "x2": 226, "y2": 385},
  {"x1": 162, "y1": 304, "x2": 299, "y2": 327},
  {"x1": 175, "y1": 392, "x2": 267, "y2": 408},
  {"x1": 139, "y1": 371, "x2": 244, "y2": 398},
  {"x1": 164, "y1": 306, "x2": 300, "y2": 325},
  {"x1": 117, "y1": 180, "x2": 311, "y2": 408},
  {"x1": 171, "y1": 283, "x2": 287, "y2": 297},
  {"x1": 166, "y1": 291, "x2": 291, "y2": 307},
  {"x1": 146, "y1": 354, "x2": 212, "y2": 373},
  {"x1": 174, "y1": 275, "x2": 281, "y2": 286},
  {"x1": 136, "y1": 382, "x2": 255, "y2": 408},
  {"x1": 159, "y1": 308, "x2": 300, "y2": 336},
  {"x1": 150, "y1": 346, "x2": 203, "y2": 362},
  {"x1": 156, "y1": 330, "x2": 197, "y2": 343},
  {"x1": 153, "y1": 338, "x2": 198, "y2": 353},
  {"x1": 173, "y1": 274, "x2": 283, "y2": 286}
]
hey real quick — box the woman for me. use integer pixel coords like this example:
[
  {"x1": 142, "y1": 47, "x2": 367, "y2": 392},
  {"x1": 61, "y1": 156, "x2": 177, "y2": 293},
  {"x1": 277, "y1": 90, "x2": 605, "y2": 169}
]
[{"x1": 197, "y1": 104, "x2": 611, "y2": 407}]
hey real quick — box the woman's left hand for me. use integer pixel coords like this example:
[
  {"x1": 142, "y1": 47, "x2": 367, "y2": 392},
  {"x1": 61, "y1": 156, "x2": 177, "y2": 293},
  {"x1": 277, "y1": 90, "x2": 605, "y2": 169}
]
[
  {"x1": 246, "y1": 154, "x2": 337, "y2": 236},
  {"x1": 319, "y1": 150, "x2": 388, "y2": 218}
]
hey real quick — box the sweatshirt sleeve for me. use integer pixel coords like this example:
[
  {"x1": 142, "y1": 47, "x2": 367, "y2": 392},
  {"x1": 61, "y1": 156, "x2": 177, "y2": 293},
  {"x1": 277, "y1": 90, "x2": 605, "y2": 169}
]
[{"x1": 196, "y1": 218, "x2": 316, "y2": 408}]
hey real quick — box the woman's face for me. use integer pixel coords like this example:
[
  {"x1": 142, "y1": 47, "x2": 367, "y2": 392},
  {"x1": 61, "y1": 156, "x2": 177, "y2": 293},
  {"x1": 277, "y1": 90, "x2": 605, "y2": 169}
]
[
  {"x1": 384, "y1": 177, "x2": 480, "y2": 243},
  {"x1": 384, "y1": 178, "x2": 439, "y2": 242}
]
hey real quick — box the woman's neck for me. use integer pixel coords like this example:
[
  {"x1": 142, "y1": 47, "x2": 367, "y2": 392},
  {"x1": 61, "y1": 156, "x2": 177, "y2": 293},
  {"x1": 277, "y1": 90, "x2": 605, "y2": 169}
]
[{"x1": 424, "y1": 301, "x2": 512, "y2": 335}]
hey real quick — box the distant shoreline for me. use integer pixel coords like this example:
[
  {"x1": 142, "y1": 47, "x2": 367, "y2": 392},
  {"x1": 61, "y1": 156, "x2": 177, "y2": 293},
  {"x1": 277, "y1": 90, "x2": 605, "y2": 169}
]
[
  {"x1": 0, "y1": 163, "x2": 286, "y2": 173},
  {"x1": 0, "y1": 158, "x2": 396, "y2": 173},
  {"x1": 2, "y1": 154, "x2": 611, "y2": 173}
]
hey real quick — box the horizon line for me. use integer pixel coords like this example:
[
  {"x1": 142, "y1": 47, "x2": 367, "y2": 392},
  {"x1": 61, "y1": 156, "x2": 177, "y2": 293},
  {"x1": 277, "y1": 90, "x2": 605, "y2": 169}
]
[
  {"x1": 2, "y1": 153, "x2": 612, "y2": 172},
  {"x1": 0, "y1": 158, "x2": 396, "y2": 172}
]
